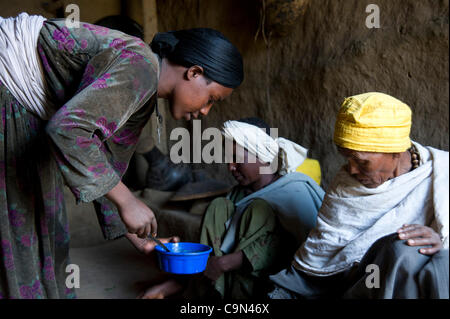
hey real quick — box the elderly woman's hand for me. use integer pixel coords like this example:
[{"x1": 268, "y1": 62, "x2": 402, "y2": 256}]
[{"x1": 397, "y1": 224, "x2": 443, "y2": 255}]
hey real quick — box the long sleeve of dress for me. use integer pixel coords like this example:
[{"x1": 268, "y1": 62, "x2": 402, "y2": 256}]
[
  {"x1": 37, "y1": 20, "x2": 160, "y2": 239},
  {"x1": 91, "y1": 96, "x2": 157, "y2": 240},
  {"x1": 45, "y1": 48, "x2": 158, "y2": 204}
]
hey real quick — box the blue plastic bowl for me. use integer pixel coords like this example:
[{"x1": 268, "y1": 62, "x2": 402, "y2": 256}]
[{"x1": 155, "y1": 242, "x2": 213, "y2": 274}]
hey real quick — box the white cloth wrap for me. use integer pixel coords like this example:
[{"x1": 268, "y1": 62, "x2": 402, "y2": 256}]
[
  {"x1": 293, "y1": 141, "x2": 449, "y2": 276},
  {"x1": 0, "y1": 13, "x2": 55, "y2": 120},
  {"x1": 222, "y1": 120, "x2": 308, "y2": 174}
]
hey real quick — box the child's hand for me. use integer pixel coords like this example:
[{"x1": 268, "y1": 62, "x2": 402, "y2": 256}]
[{"x1": 203, "y1": 256, "x2": 225, "y2": 281}]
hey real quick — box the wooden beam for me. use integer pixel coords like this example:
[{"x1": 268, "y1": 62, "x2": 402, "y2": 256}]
[
  {"x1": 134, "y1": 0, "x2": 169, "y2": 154},
  {"x1": 142, "y1": 0, "x2": 158, "y2": 43}
]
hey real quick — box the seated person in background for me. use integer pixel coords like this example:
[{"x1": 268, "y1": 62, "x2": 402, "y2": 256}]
[
  {"x1": 269, "y1": 92, "x2": 449, "y2": 299},
  {"x1": 140, "y1": 117, "x2": 325, "y2": 299}
]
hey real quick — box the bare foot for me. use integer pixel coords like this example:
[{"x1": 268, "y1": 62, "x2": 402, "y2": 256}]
[{"x1": 138, "y1": 279, "x2": 184, "y2": 299}]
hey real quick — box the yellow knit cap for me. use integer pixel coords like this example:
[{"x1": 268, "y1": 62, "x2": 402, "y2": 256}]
[{"x1": 333, "y1": 92, "x2": 412, "y2": 153}]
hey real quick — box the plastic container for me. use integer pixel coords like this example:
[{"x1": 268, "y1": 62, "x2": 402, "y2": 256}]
[{"x1": 155, "y1": 242, "x2": 213, "y2": 274}]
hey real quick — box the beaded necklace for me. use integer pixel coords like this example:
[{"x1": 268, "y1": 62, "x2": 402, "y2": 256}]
[{"x1": 409, "y1": 144, "x2": 420, "y2": 170}]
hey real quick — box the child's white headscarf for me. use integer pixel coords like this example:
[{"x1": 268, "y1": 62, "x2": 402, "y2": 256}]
[{"x1": 222, "y1": 120, "x2": 308, "y2": 175}]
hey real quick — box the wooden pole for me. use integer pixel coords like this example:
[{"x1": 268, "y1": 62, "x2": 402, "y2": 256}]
[{"x1": 134, "y1": 0, "x2": 168, "y2": 154}]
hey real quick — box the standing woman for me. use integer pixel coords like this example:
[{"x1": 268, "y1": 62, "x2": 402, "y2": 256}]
[{"x1": 0, "y1": 13, "x2": 243, "y2": 299}]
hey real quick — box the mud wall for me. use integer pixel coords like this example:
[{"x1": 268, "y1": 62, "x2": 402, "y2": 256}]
[
  {"x1": 157, "y1": 0, "x2": 449, "y2": 189},
  {"x1": 0, "y1": 0, "x2": 122, "y2": 22}
]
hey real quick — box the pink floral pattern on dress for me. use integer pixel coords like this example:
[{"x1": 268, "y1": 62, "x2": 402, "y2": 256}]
[
  {"x1": 43, "y1": 256, "x2": 55, "y2": 281},
  {"x1": 20, "y1": 233, "x2": 37, "y2": 247},
  {"x1": 82, "y1": 23, "x2": 109, "y2": 35},
  {"x1": 52, "y1": 27, "x2": 75, "y2": 52},
  {"x1": 120, "y1": 49, "x2": 138, "y2": 59},
  {"x1": 76, "y1": 136, "x2": 93, "y2": 149},
  {"x1": 132, "y1": 36, "x2": 146, "y2": 47},
  {"x1": 8, "y1": 205, "x2": 25, "y2": 227},
  {"x1": 99, "y1": 202, "x2": 119, "y2": 225},
  {"x1": 55, "y1": 223, "x2": 70, "y2": 246},
  {"x1": 88, "y1": 163, "x2": 108, "y2": 178},
  {"x1": 58, "y1": 118, "x2": 77, "y2": 131},
  {"x1": 78, "y1": 64, "x2": 96, "y2": 92},
  {"x1": 1, "y1": 240, "x2": 14, "y2": 271},
  {"x1": 37, "y1": 43, "x2": 52, "y2": 73},
  {"x1": 119, "y1": 48, "x2": 147, "y2": 66},
  {"x1": 112, "y1": 129, "x2": 139, "y2": 146},
  {"x1": 80, "y1": 39, "x2": 88, "y2": 49},
  {"x1": 51, "y1": 105, "x2": 86, "y2": 131},
  {"x1": 52, "y1": 26, "x2": 70, "y2": 41},
  {"x1": 96, "y1": 117, "x2": 117, "y2": 137},
  {"x1": 113, "y1": 161, "x2": 128, "y2": 175},
  {"x1": 109, "y1": 38, "x2": 126, "y2": 50},
  {"x1": 92, "y1": 73, "x2": 111, "y2": 89},
  {"x1": 65, "y1": 287, "x2": 76, "y2": 299},
  {"x1": 19, "y1": 279, "x2": 43, "y2": 299},
  {"x1": 130, "y1": 55, "x2": 144, "y2": 65},
  {"x1": 44, "y1": 188, "x2": 64, "y2": 217}
]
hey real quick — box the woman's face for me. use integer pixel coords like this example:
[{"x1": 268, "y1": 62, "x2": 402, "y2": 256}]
[
  {"x1": 338, "y1": 147, "x2": 401, "y2": 188},
  {"x1": 169, "y1": 66, "x2": 233, "y2": 120}
]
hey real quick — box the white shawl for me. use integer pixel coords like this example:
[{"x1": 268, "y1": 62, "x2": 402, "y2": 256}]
[
  {"x1": 0, "y1": 13, "x2": 55, "y2": 120},
  {"x1": 293, "y1": 141, "x2": 449, "y2": 276}
]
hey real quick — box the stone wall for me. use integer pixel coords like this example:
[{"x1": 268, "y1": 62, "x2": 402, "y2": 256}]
[{"x1": 157, "y1": 0, "x2": 449, "y2": 189}]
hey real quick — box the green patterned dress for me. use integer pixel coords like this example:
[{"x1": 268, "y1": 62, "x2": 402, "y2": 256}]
[{"x1": 0, "y1": 19, "x2": 159, "y2": 298}]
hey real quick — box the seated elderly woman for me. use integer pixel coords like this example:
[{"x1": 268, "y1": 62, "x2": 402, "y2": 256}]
[
  {"x1": 140, "y1": 117, "x2": 325, "y2": 299},
  {"x1": 269, "y1": 92, "x2": 449, "y2": 299}
]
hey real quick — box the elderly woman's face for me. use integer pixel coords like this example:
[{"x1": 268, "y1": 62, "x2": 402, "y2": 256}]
[
  {"x1": 338, "y1": 147, "x2": 401, "y2": 188},
  {"x1": 227, "y1": 143, "x2": 270, "y2": 186}
]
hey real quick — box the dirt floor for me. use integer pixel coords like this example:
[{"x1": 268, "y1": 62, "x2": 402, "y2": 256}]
[
  {"x1": 66, "y1": 186, "x2": 202, "y2": 299},
  {"x1": 70, "y1": 237, "x2": 160, "y2": 299}
]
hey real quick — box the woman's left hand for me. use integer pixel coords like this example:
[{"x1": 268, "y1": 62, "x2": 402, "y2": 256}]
[
  {"x1": 397, "y1": 224, "x2": 443, "y2": 255},
  {"x1": 126, "y1": 233, "x2": 180, "y2": 255}
]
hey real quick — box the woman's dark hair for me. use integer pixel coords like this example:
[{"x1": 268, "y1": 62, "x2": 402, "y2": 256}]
[
  {"x1": 150, "y1": 28, "x2": 243, "y2": 89},
  {"x1": 237, "y1": 117, "x2": 271, "y2": 135}
]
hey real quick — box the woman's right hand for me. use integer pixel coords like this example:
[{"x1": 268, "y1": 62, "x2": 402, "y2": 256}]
[
  {"x1": 126, "y1": 233, "x2": 180, "y2": 255},
  {"x1": 118, "y1": 196, "x2": 157, "y2": 238},
  {"x1": 106, "y1": 180, "x2": 157, "y2": 238}
]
